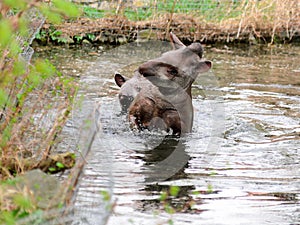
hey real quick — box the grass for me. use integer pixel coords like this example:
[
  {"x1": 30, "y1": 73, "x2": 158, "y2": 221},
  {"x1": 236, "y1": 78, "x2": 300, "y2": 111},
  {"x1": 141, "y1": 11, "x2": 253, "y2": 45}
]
[
  {"x1": 77, "y1": 0, "x2": 299, "y2": 44},
  {"x1": 81, "y1": 0, "x2": 247, "y2": 22},
  {"x1": 83, "y1": 6, "x2": 108, "y2": 19}
]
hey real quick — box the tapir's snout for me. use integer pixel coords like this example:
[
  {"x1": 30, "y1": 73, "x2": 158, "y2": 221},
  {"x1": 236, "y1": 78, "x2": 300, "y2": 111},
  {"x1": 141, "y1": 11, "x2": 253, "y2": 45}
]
[{"x1": 119, "y1": 94, "x2": 134, "y2": 113}]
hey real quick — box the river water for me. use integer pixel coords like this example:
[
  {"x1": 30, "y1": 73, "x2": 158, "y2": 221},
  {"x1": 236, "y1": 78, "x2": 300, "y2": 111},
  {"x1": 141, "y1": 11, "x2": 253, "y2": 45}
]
[{"x1": 34, "y1": 41, "x2": 300, "y2": 225}]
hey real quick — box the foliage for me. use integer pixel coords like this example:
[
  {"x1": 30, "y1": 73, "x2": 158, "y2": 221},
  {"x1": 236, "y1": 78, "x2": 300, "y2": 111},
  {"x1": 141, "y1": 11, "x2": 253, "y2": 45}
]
[
  {"x1": 0, "y1": 1, "x2": 79, "y2": 177},
  {"x1": 0, "y1": 0, "x2": 80, "y2": 222},
  {"x1": 0, "y1": 181, "x2": 37, "y2": 224}
]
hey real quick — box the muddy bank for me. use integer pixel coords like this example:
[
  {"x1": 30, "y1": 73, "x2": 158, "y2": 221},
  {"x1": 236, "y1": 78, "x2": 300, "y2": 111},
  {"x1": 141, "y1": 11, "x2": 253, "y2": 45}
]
[{"x1": 39, "y1": 13, "x2": 300, "y2": 45}]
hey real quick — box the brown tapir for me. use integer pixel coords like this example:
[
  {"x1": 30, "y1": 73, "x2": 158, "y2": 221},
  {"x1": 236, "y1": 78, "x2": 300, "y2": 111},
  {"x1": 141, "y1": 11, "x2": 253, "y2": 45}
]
[{"x1": 115, "y1": 33, "x2": 212, "y2": 135}]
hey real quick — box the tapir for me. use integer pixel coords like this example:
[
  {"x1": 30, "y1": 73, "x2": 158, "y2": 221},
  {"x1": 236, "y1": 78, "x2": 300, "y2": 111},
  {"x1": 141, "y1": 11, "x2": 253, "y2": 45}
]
[{"x1": 114, "y1": 33, "x2": 212, "y2": 135}]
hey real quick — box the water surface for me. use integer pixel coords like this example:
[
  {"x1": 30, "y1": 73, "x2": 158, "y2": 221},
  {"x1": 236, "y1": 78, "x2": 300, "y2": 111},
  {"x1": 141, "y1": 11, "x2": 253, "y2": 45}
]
[{"x1": 35, "y1": 42, "x2": 300, "y2": 225}]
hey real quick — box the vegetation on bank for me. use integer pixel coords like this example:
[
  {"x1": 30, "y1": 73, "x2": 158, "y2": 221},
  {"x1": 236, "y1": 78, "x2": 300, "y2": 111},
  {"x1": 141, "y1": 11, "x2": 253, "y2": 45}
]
[
  {"x1": 0, "y1": 0, "x2": 80, "y2": 223},
  {"x1": 37, "y1": 0, "x2": 300, "y2": 45}
]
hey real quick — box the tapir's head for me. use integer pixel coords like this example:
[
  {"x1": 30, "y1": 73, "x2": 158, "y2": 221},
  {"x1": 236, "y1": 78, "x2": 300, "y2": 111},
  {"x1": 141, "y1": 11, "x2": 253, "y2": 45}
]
[
  {"x1": 115, "y1": 73, "x2": 137, "y2": 113},
  {"x1": 114, "y1": 71, "x2": 154, "y2": 113},
  {"x1": 138, "y1": 33, "x2": 212, "y2": 95}
]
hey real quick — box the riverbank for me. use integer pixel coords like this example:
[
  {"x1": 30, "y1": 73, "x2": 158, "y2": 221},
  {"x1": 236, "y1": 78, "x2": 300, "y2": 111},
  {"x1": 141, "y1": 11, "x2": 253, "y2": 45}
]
[{"x1": 38, "y1": 0, "x2": 300, "y2": 45}]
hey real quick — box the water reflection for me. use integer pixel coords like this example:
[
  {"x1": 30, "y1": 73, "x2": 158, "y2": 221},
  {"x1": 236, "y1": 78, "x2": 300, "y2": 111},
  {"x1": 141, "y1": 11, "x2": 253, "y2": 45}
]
[
  {"x1": 137, "y1": 136, "x2": 197, "y2": 214},
  {"x1": 141, "y1": 136, "x2": 190, "y2": 182}
]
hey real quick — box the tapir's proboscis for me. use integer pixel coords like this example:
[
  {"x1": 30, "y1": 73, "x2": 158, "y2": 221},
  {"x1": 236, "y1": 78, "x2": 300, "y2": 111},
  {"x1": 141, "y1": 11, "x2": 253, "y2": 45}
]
[{"x1": 114, "y1": 33, "x2": 212, "y2": 135}]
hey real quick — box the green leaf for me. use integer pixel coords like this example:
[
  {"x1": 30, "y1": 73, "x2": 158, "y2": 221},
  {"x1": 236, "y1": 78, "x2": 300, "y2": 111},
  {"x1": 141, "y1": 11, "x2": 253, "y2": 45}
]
[
  {"x1": 35, "y1": 30, "x2": 47, "y2": 40},
  {"x1": 87, "y1": 33, "x2": 95, "y2": 41},
  {"x1": 0, "y1": 19, "x2": 13, "y2": 48},
  {"x1": 0, "y1": 124, "x2": 12, "y2": 148},
  {"x1": 27, "y1": 70, "x2": 41, "y2": 87},
  {"x1": 9, "y1": 39, "x2": 22, "y2": 57},
  {"x1": 56, "y1": 162, "x2": 65, "y2": 169},
  {"x1": 169, "y1": 186, "x2": 180, "y2": 197},
  {"x1": 70, "y1": 153, "x2": 76, "y2": 160},
  {"x1": 34, "y1": 59, "x2": 56, "y2": 79},
  {"x1": 52, "y1": 0, "x2": 80, "y2": 17},
  {"x1": 18, "y1": 16, "x2": 29, "y2": 37},
  {"x1": 39, "y1": 4, "x2": 62, "y2": 24},
  {"x1": 0, "y1": 89, "x2": 9, "y2": 108},
  {"x1": 164, "y1": 203, "x2": 175, "y2": 214},
  {"x1": 0, "y1": 211, "x2": 15, "y2": 225},
  {"x1": 74, "y1": 35, "x2": 83, "y2": 42},
  {"x1": 51, "y1": 30, "x2": 62, "y2": 37},
  {"x1": 100, "y1": 190, "x2": 111, "y2": 202},
  {"x1": 159, "y1": 191, "x2": 167, "y2": 201},
  {"x1": 3, "y1": 0, "x2": 26, "y2": 10},
  {"x1": 12, "y1": 59, "x2": 26, "y2": 76},
  {"x1": 13, "y1": 194, "x2": 33, "y2": 211},
  {"x1": 192, "y1": 190, "x2": 200, "y2": 195},
  {"x1": 48, "y1": 167, "x2": 56, "y2": 172}
]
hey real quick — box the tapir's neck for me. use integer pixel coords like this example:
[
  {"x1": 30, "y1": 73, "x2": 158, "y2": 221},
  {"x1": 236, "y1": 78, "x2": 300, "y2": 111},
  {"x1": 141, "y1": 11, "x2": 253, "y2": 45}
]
[
  {"x1": 162, "y1": 85, "x2": 194, "y2": 133},
  {"x1": 177, "y1": 84, "x2": 194, "y2": 133},
  {"x1": 186, "y1": 85, "x2": 192, "y2": 99}
]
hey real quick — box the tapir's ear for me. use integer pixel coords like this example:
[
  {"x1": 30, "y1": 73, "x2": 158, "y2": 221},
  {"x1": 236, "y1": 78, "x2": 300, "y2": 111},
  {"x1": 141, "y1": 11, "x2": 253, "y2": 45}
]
[
  {"x1": 197, "y1": 60, "x2": 212, "y2": 73},
  {"x1": 114, "y1": 73, "x2": 126, "y2": 87},
  {"x1": 188, "y1": 43, "x2": 203, "y2": 58},
  {"x1": 170, "y1": 32, "x2": 185, "y2": 49}
]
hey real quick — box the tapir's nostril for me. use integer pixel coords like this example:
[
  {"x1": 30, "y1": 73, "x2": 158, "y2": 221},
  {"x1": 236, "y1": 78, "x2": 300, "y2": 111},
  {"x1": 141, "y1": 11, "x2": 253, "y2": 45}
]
[{"x1": 119, "y1": 95, "x2": 134, "y2": 113}]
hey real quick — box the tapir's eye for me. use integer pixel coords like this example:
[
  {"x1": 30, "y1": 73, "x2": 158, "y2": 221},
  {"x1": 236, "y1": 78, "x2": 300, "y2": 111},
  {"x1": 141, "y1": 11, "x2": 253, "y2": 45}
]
[{"x1": 168, "y1": 67, "x2": 178, "y2": 76}]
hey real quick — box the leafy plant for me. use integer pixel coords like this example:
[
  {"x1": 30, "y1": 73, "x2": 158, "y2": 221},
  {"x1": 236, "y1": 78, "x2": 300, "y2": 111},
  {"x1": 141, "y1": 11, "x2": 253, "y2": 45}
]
[
  {"x1": 86, "y1": 33, "x2": 96, "y2": 41},
  {"x1": 0, "y1": 1, "x2": 80, "y2": 222},
  {"x1": 0, "y1": 0, "x2": 79, "y2": 177},
  {"x1": 35, "y1": 26, "x2": 68, "y2": 44},
  {"x1": 35, "y1": 29, "x2": 47, "y2": 42},
  {"x1": 74, "y1": 34, "x2": 84, "y2": 43},
  {"x1": 49, "y1": 28, "x2": 67, "y2": 43}
]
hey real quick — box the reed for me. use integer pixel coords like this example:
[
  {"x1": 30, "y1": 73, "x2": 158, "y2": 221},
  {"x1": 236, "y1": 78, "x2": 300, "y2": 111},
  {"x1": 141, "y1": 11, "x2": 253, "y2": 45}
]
[
  {"x1": 53, "y1": 0, "x2": 299, "y2": 44},
  {"x1": 215, "y1": 0, "x2": 300, "y2": 43},
  {"x1": 0, "y1": 0, "x2": 80, "y2": 180}
]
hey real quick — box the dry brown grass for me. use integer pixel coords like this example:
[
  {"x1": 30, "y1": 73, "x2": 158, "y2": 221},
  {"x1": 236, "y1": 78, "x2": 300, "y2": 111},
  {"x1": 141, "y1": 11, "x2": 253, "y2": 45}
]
[
  {"x1": 0, "y1": 73, "x2": 77, "y2": 179},
  {"x1": 49, "y1": 0, "x2": 299, "y2": 44},
  {"x1": 217, "y1": 0, "x2": 300, "y2": 43}
]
